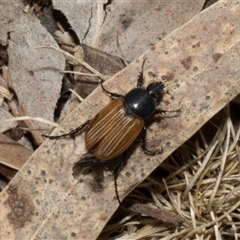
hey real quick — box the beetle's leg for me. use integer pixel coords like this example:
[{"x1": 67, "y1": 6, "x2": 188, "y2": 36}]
[
  {"x1": 140, "y1": 126, "x2": 163, "y2": 155},
  {"x1": 113, "y1": 151, "x2": 129, "y2": 175},
  {"x1": 42, "y1": 120, "x2": 90, "y2": 140},
  {"x1": 113, "y1": 151, "x2": 129, "y2": 205},
  {"x1": 137, "y1": 59, "x2": 147, "y2": 88},
  {"x1": 100, "y1": 79, "x2": 123, "y2": 98}
]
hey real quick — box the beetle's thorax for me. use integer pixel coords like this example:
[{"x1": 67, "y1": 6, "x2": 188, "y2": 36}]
[{"x1": 124, "y1": 88, "x2": 156, "y2": 119}]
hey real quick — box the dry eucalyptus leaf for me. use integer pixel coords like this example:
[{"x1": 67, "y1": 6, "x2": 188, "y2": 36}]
[
  {"x1": 52, "y1": 0, "x2": 104, "y2": 45},
  {"x1": 1, "y1": 1, "x2": 240, "y2": 239},
  {"x1": 0, "y1": 108, "x2": 18, "y2": 133},
  {"x1": 0, "y1": 133, "x2": 32, "y2": 171},
  {"x1": 53, "y1": 0, "x2": 205, "y2": 61},
  {"x1": 0, "y1": 1, "x2": 25, "y2": 44},
  {"x1": 0, "y1": 165, "x2": 17, "y2": 181},
  {"x1": 129, "y1": 203, "x2": 184, "y2": 226},
  {"x1": 0, "y1": 0, "x2": 65, "y2": 145}
]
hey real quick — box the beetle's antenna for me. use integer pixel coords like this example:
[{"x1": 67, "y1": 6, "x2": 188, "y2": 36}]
[
  {"x1": 137, "y1": 59, "x2": 147, "y2": 88},
  {"x1": 114, "y1": 174, "x2": 122, "y2": 206},
  {"x1": 100, "y1": 79, "x2": 123, "y2": 98}
]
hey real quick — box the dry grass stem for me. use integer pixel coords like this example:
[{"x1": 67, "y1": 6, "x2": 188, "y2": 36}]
[
  {"x1": 0, "y1": 116, "x2": 58, "y2": 130},
  {"x1": 35, "y1": 46, "x2": 109, "y2": 81},
  {"x1": 68, "y1": 89, "x2": 84, "y2": 102},
  {"x1": 60, "y1": 70, "x2": 110, "y2": 81}
]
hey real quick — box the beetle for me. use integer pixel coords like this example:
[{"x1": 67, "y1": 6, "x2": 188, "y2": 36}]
[{"x1": 43, "y1": 59, "x2": 178, "y2": 204}]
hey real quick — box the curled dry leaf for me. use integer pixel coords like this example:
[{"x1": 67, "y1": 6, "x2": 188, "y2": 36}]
[
  {"x1": 52, "y1": 0, "x2": 205, "y2": 61},
  {"x1": 0, "y1": 1, "x2": 240, "y2": 239},
  {"x1": 0, "y1": 0, "x2": 65, "y2": 145}
]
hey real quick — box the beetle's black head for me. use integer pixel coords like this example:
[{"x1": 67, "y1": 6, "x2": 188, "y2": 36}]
[
  {"x1": 146, "y1": 82, "x2": 165, "y2": 98},
  {"x1": 124, "y1": 81, "x2": 165, "y2": 119}
]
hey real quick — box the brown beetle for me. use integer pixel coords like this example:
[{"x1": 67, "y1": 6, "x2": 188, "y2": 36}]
[{"x1": 43, "y1": 60, "x2": 178, "y2": 204}]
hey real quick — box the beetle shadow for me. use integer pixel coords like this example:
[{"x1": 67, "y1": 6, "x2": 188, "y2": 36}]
[{"x1": 71, "y1": 148, "x2": 135, "y2": 193}]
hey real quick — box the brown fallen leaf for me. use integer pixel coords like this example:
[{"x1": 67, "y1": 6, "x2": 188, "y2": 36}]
[
  {"x1": 52, "y1": 0, "x2": 205, "y2": 61},
  {"x1": 129, "y1": 202, "x2": 184, "y2": 227},
  {"x1": 0, "y1": 0, "x2": 65, "y2": 145},
  {"x1": 0, "y1": 133, "x2": 32, "y2": 171},
  {"x1": 0, "y1": 165, "x2": 17, "y2": 181}
]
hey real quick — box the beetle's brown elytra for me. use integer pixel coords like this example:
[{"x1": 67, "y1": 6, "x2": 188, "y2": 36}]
[{"x1": 85, "y1": 98, "x2": 144, "y2": 160}]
